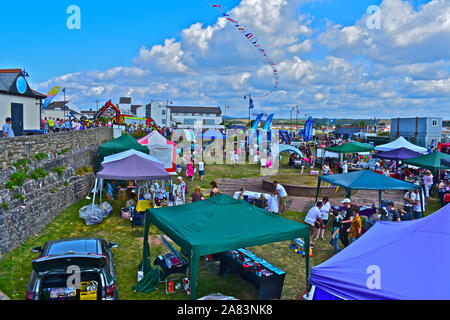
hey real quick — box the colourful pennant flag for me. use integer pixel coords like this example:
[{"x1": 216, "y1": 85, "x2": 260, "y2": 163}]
[{"x1": 42, "y1": 86, "x2": 62, "y2": 111}]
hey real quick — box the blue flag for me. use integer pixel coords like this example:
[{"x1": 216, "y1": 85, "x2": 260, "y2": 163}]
[{"x1": 249, "y1": 97, "x2": 254, "y2": 109}]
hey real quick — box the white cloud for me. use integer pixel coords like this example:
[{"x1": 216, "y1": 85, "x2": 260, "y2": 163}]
[
  {"x1": 34, "y1": 0, "x2": 450, "y2": 118},
  {"x1": 133, "y1": 39, "x2": 191, "y2": 74}
]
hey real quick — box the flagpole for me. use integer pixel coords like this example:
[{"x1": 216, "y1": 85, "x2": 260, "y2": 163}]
[
  {"x1": 248, "y1": 92, "x2": 251, "y2": 130},
  {"x1": 63, "y1": 88, "x2": 66, "y2": 121}
]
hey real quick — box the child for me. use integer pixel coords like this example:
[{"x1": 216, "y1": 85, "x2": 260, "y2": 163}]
[{"x1": 329, "y1": 209, "x2": 341, "y2": 254}]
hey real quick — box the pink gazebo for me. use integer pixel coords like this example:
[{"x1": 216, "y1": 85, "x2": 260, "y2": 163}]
[{"x1": 138, "y1": 131, "x2": 177, "y2": 174}]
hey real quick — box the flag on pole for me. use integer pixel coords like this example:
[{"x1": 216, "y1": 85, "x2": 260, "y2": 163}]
[
  {"x1": 42, "y1": 86, "x2": 62, "y2": 110},
  {"x1": 249, "y1": 97, "x2": 255, "y2": 109}
]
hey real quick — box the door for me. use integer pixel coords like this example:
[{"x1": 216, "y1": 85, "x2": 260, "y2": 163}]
[{"x1": 11, "y1": 103, "x2": 24, "y2": 136}]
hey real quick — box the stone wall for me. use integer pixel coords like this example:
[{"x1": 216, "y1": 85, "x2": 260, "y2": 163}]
[
  {"x1": 0, "y1": 127, "x2": 114, "y2": 256},
  {"x1": 0, "y1": 127, "x2": 112, "y2": 184},
  {"x1": 262, "y1": 179, "x2": 347, "y2": 198}
]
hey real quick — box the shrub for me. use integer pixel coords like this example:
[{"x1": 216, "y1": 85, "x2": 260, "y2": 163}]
[
  {"x1": 14, "y1": 159, "x2": 31, "y2": 169},
  {"x1": 57, "y1": 148, "x2": 71, "y2": 155},
  {"x1": 30, "y1": 168, "x2": 48, "y2": 181},
  {"x1": 35, "y1": 153, "x2": 49, "y2": 161},
  {"x1": 63, "y1": 181, "x2": 69, "y2": 187},
  {"x1": 52, "y1": 166, "x2": 65, "y2": 177},
  {"x1": 50, "y1": 189, "x2": 57, "y2": 194},
  {"x1": 10, "y1": 170, "x2": 28, "y2": 187},
  {"x1": 15, "y1": 194, "x2": 26, "y2": 202},
  {"x1": 1, "y1": 202, "x2": 9, "y2": 210},
  {"x1": 5, "y1": 181, "x2": 15, "y2": 190}
]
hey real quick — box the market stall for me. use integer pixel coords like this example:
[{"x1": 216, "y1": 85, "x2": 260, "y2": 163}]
[
  {"x1": 374, "y1": 147, "x2": 423, "y2": 161},
  {"x1": 403, "y1": 152, "x2": 450, "y2": 173},
  {"x1": 137, "y1": 194, "x2": 310, "y2": 299},
  {"x1": 94, "y1": 153, "x2": 171, "y2": 206},
  {"x1": 315, "y1": 170, "x2": 424, "y2": 215},
  {"x1": 320, "y1": 142, "x2": 374, "y2": 168},
  {"x1": 309, "y1": 204, "x2": 450, "y2": 300},
  {"x1": 138, "y1": 131, "x2": 178, "y2": 174},
  {"x1": 96, "y1": 134, "x2": 149, "y2": 171},
  {"x1": 374, "y1": 136, "x2": 427, "y2": 154},
  {"x1": 233, "y1": 190, "x2": 279, "y2": 213}
]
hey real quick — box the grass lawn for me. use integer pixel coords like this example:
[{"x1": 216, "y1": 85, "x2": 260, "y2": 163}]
[
  {"x1": 0, "y1": 154, "x2": 443, "y2": 300},
  {"x1": 0, "y1": 197, "x2": 335, "y2": 300}
]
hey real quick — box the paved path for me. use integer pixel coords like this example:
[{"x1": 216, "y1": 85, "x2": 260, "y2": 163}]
[{"x1": 217, "y1": 177, "x2": 406, "y2": 213}]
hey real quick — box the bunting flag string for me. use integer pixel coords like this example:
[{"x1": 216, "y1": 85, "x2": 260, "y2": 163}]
[{"x1": 207, "y1": 0, "x2": 279, "y2": 98}]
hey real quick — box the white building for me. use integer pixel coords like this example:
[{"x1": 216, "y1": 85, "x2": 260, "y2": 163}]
[
  {"x1": 169, "y1": 105, "x2": 224, "y2": 129},
  {"x1": 136, "y1": 101, "x2": 172, "y2": 127},
  {"x1": 42, "y1": 101, "x2": 81, "y2": 120},
  {"x1": 118, "y1": 97, "x2": 132, "y2": 115},
  {"x1": 0, "y1": 69, "x2": 46, "y2": 135}
]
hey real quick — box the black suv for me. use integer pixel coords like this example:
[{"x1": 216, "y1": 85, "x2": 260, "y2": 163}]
[{"x1": 25, "y1": 238, "x2": 118, "y2": 300}]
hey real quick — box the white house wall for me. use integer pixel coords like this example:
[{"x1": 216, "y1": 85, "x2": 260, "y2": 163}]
[{"x1": 0, "y1": 94, "x2": 41, "y2": 130}]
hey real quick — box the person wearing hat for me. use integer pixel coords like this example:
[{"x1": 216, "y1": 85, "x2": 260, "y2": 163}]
[
  {"x1": 380, "y1": 201, "x2": 401, "y2": 222},
  {"x1": 339, "y1": 198, "x2": 354, "y2": 248},
  {"x1": 3, "y1": 118, "x2": 14, "y2": 138}
]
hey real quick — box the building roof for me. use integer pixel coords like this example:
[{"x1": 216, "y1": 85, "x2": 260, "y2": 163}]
[
  {"x1": 168, "y1": 106, "x2": 222, "y2": 116},
  {"x1": 43, "y1": 101, "x2": 79, "y2": 114},
  {"x1": 44, "y1": 101, "x2": 70, "y2": 110},
  {"x1": 119, "y1": 97, "x2": 132, "y2": 104},
  {"x1": 0, "y1": 69, "x2": 46, "y2": 99}
]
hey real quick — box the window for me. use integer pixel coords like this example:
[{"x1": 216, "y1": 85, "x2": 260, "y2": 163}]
[
  {"x1": 204, "y1": 119, "x2": 215, "y2": 125},
  {"x1": 184, "y1": 119, "x2": 195, "y2": 125},
  {"x1": 432, "y1": 119, "x2": 439, "y2": 127},
  {"x1": 162, "y1": 110, "x2": 166, "y2": 116}
]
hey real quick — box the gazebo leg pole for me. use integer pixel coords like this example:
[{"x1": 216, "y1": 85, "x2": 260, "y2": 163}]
[
  {"x1": 378, "y1": 190, "x2": 382, "y2": 208},
  {"x1": 189, "y1": 250, "x2": 200, "y2": 300},
  {"x1": 315, "y1": 179, "x2": 322, "y2": 204},
  {"x1": 92, "y1": 178, "x2": 98, "y2": 207}
]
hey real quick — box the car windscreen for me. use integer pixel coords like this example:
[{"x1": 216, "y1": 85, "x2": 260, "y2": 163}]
[{"x1": 47, "y1": 240, "x2": 99, "y2": 256}]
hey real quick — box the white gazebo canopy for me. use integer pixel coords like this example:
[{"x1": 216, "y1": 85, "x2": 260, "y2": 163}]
[{"x1": 374, "y1": 136, "x2": 428, "y2": 154}]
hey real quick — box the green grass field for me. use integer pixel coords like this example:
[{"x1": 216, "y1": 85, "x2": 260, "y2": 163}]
[{"x1": 0, "y1": 157, "x2": 443, "y2": 300}]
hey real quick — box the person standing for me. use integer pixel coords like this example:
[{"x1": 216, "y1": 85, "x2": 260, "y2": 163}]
[
  {"x1": 305, "y1": 201, "x2": 325, "y2": 247},
  {"x1": 273, "y1": 181, "x2": 288, "y2": 214},
  {"x1": 340, "y1": 198, "x2": 354, "y2": 248},
  {"x1": 198, "y1": 160, "x2": 205, "y2": 181},
  {"x1": 3, "y1": 118, "x2": 14, "y2": 138},
  {"x1": 176, "y1": 176, "x2": 187, "y2": 205},
  {"x1": 348, "y1": 207, "x2": 362, "y2": 244},
  {"x1": 342, "y1": 161, "x2": 348, "y2": 174},
  {"x1": 438, "y1": 179, "x2": 449, "y2": 207},
  {"x1": 187, "y1": 161, "x2": 195, "y2": 181},
  {"x1": 423, "y1": 170, "x2": 434, "y2": 200},
  {"x1": 190, "y1": 186, "x2": 205, "y2": 203},
  {"x1": 316, "y1": 197, "x2": 331, "y2": 241},
  {"x1": 209, "y1": 181, "x2": 220, "y2": 198},
  {"x1": 403, "y1": 190, "x2": 415, "y2": 220},
  {"x1": 48, "y1": 117, "x2": 55, "y2": 133},
  {"x1": 43, "y1": 118, "x2": 49, "y2": 135},
  {"x1": 329, "y1": 209, "x2": 342, "y2": 254},
  {"x1": 380, "y1": 202, "x2": 401, "y2": 222},
  {"x1": 411, "y1": 189, "x2": 424, "y2": 219}
]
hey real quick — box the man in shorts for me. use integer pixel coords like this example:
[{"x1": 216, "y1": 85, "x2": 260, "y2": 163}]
[
  {"x1": 305, "y1": 201, "x2": 325, "y2": 247},
  {"x1": 198, "y1": 160, "x2": 205, "y2": 181},
  {"x1": 273, "y1": 181, "x2": 288, "y2": 214}
]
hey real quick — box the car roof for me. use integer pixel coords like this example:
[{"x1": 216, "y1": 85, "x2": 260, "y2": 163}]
[{"x1": 44, "y1": 238, "x2": 104, "y2": 256}]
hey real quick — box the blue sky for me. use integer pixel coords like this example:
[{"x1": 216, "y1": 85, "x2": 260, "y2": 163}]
[{"x1": 1, "y1": 0, "x2": 446, "y2": 119}]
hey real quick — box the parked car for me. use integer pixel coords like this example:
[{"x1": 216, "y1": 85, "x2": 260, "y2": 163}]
[{"x1": 26, "y1": 238, "x2": 119, "y2": 300}]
